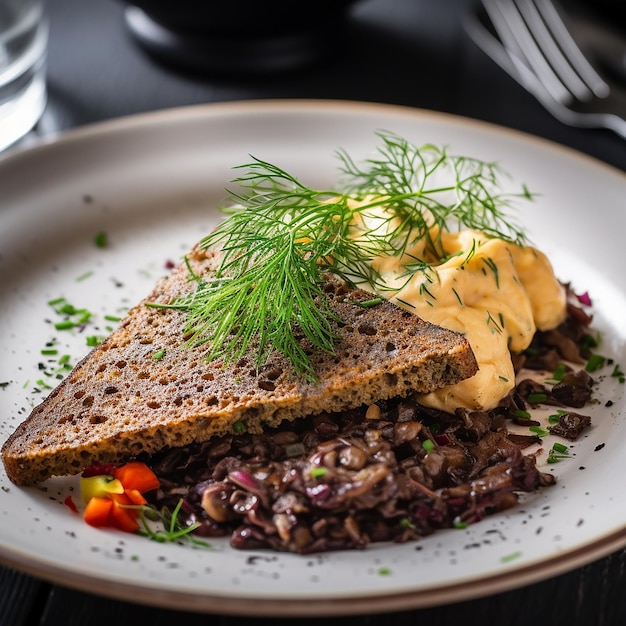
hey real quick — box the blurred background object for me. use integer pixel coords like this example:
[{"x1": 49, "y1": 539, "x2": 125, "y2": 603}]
[
  {"x1": 465, "y1": 0, "x2": 626, "y2": 138},
  {"x1": 118, "y1": 0, "x2": 364, "y2": 75},
  {"x1": 0, "y1": 0, "x2": 47, "y2": 152}
]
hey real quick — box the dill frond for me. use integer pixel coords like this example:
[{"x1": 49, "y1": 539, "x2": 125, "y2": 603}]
[{"x1": 151, "y1": 132, "x2": 533, "y2": 378}]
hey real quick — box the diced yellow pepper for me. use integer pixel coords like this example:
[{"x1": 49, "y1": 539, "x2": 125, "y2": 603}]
[{"x1": 80, "y1": 475, "x2": 124, "y2": 503}]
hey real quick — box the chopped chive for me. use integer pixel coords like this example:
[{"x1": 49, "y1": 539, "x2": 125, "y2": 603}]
[
  {"x1": 585, "y1": 354, "x2": 606, "y2": 373},
  {"x1": 547, "y1": 442, "x2": 571, "y2": 464},
  {"x1": 104, "y1": 314, "x2": 121, "y2": 322},
  {"x1": 552, "y1": 363, "x2": 566, "y2": 381},
  {"x1": 40, "y1": 349, "x2": 59, "y2": 356},
  {"x1": 422, "y1": 439, "x2": 435, "y2": 452},
  {"x1": 527, "y1": 393, "x2": 547, "y2": 404},
  {"x1": 377, "y1": 567, "x2": 391, "y2": 576},
  {"x1": 232, "y1": 421, "x2": 246, "y2": 434},
  {"x1": 580, "y1": 332, "x2": 600, "y2": 352},
  {"x1": 58, "y1": 354, "x2": 71, "y2": 365},
  {"x1": 513, "y1": 409, "x2": 531, "y2": 419},
  {"x1": 310, "y1": 467, "x2": 328, "y2": 478},
  {"x1": 529, "y1": 425, "x2": 548, "y2": 436},
  {"x1": 357, "y1": 297, "x2": 383, "y2": 308},
  {"x1": 54, "y1": 320, "x2": 76, "y2": 330},
  {"x1": 152, "y1": 349, "x2": 166, "y2": 360},
  {"x1": 501, "y1": 551, "x2": 522, "y2": 563},
  {"x1": 94, "y1": 231, "x2": 108, "y2": 248},
  {"x1": 47, "y1": 297, "x2": 65, "y2": 306},
  {"x1": 86, "y1": 335, "x2": 102, "y2": 347},
  {"x1": 529, "y1": 425, "x2": 549, "y2": 437},
  {"x1": 76, "y1": 271, "x2": 94, "y2": 282},
  {"x1": 611, "y1": 364, "x2": 625, "y2": 383},
  {"x1": 498, "y1": 375, "x2": 509, "y2": 382},
  {"x1": 77, "y1": 311, "x2": 92, "y2": 324}
]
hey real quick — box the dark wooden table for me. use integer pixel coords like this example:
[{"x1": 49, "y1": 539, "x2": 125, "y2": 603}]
[{"x1": 1, "y1": 0, "x2": 625, "y2": 624}]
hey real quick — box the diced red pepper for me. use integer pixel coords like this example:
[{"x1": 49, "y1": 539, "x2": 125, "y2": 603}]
[
  {"x1": 64, "y1": 495, "x2": 78, "y2": 514},
  {"x1": 84, "y1": 496, "x2": 113, "y2": 528},
  {"x1": 123, "y1": 488, "x2": 148, "y2": 506},
  {"x1": 78, "y1": 461, "x2": 160, "y2": 534},
  {"x1": 108, "y1": 496, "x2": 140, "y2": 533},
  {"x1": 112, "y1": 462, "x2": 160, "y2": 493}
]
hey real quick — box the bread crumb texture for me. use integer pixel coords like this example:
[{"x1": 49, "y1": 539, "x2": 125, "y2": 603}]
[{"x1": 2, "y1": 247, "x2": 478, "y2": 485}]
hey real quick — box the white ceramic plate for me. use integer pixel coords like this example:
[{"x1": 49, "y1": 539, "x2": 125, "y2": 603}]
[{"x1": 1, "y1": 100, "x2": 625, "y2": 616}]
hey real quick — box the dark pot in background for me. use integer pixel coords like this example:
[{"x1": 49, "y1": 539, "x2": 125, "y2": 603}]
[{"x1": 118, "y1": 0, "x2": 364, "y2": 76}]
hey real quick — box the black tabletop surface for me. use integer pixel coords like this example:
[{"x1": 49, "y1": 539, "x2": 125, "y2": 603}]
[{"x1": 1, "y1": 0, "x2": 625, "y2": 624}]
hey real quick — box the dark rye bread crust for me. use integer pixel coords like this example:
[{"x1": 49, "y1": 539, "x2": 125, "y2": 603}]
[{"x1": 2, "y1": 246, "x2": 478, "y2": 486}]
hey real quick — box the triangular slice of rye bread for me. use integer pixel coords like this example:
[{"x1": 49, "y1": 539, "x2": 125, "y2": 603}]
[{"x1": 2, "y1": 245, "x2": 478, "y2": 486}]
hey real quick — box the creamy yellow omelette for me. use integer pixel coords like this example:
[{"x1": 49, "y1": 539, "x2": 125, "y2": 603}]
[{"x1": 352, "y1": 207, "x2": 566, "y2": 412}]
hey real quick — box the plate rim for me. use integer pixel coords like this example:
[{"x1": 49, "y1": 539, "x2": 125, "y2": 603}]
[
  {"x1": 2, "y1": 99, "x2": 624, "y2": 179},
  {"x1": 1, "y1": 98, "x2": 626, "y2": 615},
  {"x1": 2, "y1": 524, "x2": 625, "y2": 616}
]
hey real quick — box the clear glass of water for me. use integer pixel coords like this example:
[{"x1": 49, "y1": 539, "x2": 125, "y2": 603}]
[{"x1": 0, "y1": 0, "x2": 47, "y2": 152}]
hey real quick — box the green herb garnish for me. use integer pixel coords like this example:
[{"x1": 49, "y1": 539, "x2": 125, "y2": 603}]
[
  {"x1": 501, "y1": 551, "x2": 522, "y2": 563},
  {"x1": 232, "y1": 421, "x2": 246, "y2": 434},
  {"x1": 548, "y1": 410, "x2": 567, "y2": 424},
  {"x1": 585, "y1": 354, "x2": 606, "y2": 373},
  {"x1": 310, "y1": 467, "x2": 329, "y2": 478},
  {"x1": 150, "y1": 132, "x2": 530, "y2": 378},
  {"x1": 422, "y1": 439, "x2": 436, "y2": 452},
  {"x1": 547, "y1": 442, "x2": 571, "y2": 464},
  {"x1": 138, "y1": 499, "x2": 210, "y2": 547},
  {"x1": 94, "y1": 232, "x2": 108, "y2": 248},
  {"x1": 612, "y1": 364, "x2": 625, "y2": 383},
  {"x1": 551, "y1": 363, "x2": 567, "y2": 382},
  {"x1": 529, "y1": 425, "x2": 549, "y2": 437}
]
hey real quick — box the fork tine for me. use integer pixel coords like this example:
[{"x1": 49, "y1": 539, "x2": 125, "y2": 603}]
[
  {"x1": 482, "y1": 0, "x2": 572, "y2": 103},
  {"x1": 465, "y1": 6, "x2": 626, "y2": 139},
  {"x1": 533, "y1": 0, "x2": 610, "y2": 99},
  {"x1": 515, "y1": 0, "x2": 592, "y2": 101}
]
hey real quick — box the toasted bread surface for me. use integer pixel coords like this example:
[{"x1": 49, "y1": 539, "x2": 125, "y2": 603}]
[{"x1": 2, "y1": 246, "x2": 478, "y2": 486}]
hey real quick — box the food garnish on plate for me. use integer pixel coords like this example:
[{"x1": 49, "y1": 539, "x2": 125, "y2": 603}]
[{"x1": 1, "y1": 132, "x2": 599, "y2": 553}]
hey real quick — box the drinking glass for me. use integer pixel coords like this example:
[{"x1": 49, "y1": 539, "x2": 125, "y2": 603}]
[{"x1": 0, "y1": 0, "x2": 47, "y2": 152}]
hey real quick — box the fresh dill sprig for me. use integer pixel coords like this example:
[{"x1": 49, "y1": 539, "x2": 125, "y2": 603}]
[
  {"x1": 336, "y1": 131, "x2": 528, "y2": 258},
  {"x1": 151, "y1": 131, "x2": 532, "y2": 379},
  {"x1": 137, "y1": 499, "x2": 211, "y2": 547}
]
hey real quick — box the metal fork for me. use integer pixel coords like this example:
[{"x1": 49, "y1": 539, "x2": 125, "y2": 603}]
[{"x1": 465, "y1": 0, "x2": 626, "y2": 139}]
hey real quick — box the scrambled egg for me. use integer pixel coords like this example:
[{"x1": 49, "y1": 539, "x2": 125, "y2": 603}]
[{"x1": 361, "y1": 222, "x2": 567, "y2": 412}]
